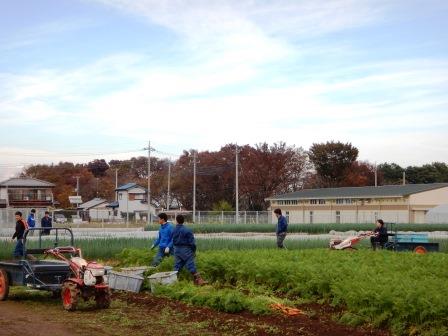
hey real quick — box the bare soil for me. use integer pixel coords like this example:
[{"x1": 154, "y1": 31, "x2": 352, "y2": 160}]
[{"x1": 0, "y1": 288, "x2": 389, "y2": 336}]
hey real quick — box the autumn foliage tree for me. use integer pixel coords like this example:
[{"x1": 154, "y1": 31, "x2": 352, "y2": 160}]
[{"x1": 22, "y1": 141, "x2": 443, "y2": 211}]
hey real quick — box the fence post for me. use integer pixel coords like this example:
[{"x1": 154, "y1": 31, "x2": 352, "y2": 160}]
[
  {"x1": 244, "y1": 211, "x2": 247, "y2": 224},
  {"x1": 198, "y1": 211, "x2": 201, "y2": 224},
  {"x1": 221, "y1": 211, "x2": 224, "y2": 224}
]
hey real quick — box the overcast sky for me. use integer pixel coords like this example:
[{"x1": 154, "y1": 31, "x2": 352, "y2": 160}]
[{"x1": 1, "y1": 0, "x2": 447, "y2": 180}]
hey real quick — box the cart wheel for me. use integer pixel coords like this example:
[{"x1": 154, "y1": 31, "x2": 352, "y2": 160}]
[
  {"x1": 95, "y1": 288, "x2": 111, "y2": 309},
  {"x1": 414, "y1": 246, "x2": 427, "y2": 254},
  {"x1": 0, "y1": 269, "x2": 9, "y2": 301},
  {"x1": 61, "y1": 281, "x2": 80, "y2": 311}
]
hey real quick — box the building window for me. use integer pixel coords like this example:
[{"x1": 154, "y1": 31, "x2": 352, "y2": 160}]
[
  {"x1": 119, "y1": 193, "x2": 123, "y2": 200},
  {"x1": 345, "y1": 199, "x2": 352, "y2": 204},
  {"x1": 336, "y1": 211, "x2": 341, "y2": 224},
  {"x1": 310, "y1": 200, "x2": 317, "y2": 205},
  {"x1": 285, "y1": 211, "x2": 290, "y2": 223},
  {"x1": 336, "y1": 199, "x2": 344, "y2": 204},
  {"x1": 309, "y1": 211, "x2": 313, "y2": 224},
  {"x1": 318, "y1": 199, "x2": 326, "y2": 205}
]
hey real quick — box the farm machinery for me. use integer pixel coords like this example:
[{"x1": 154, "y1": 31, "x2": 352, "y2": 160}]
[
  {"x1": 329, "y1": 231, "x2": 377, "y2": 250},
  {"x1": 329, "y1": 222, "x2": 439, "y2": 253},
  {"x1": 0, "y1": 228, "x2": 111, "y2": 311}
]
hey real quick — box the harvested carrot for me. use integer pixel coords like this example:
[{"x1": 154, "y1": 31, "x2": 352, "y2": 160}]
[{"x1": 270, "y1": 303, "x2": 303, "y2": 316}]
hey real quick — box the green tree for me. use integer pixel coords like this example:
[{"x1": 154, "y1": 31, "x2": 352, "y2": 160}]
[
  {"x1": 378, "y1": 162, "x2": 404, "y2": 184},
  {"x1": 212, "y1": 200, "x2": 234, "y2": 211},
  {"x1": 308, "y1": 141, "x2": 358, "y2": 187}
]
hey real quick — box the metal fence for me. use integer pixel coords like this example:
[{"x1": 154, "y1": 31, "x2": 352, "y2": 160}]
[{"x1": 2, "y1": 209, "x2": 441, "y2": 228}]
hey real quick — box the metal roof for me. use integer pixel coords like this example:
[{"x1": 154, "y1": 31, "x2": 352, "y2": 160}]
[
  {"x1": 78, "y1": 198, "x2": 108, "y2": 210},
  {"x1": 106, "y1": 201, "x2": 119, "y2": 208},
  {"x1": 267, "y1": 183, "x2": 448, "y2": 200},
  {"x1": 115, "y1": 182, "x2": 146, "y2": 191},
  {"x1": 0, "y1": 177, "x2": 55, "y2": 188}
]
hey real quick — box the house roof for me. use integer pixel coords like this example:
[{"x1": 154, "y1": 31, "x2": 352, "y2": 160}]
[
  {"x1": 115, "y1": 182, "x2": 146, "y2": 192},
  {"x1": 267, "y1": 183, "x2": 448, "y2": 200},
  {"x1": 78, "y1": 198, "x2": 108, "y2": 210},
  {"x1": 106, "y1": 201, "x2": 119, "y2": 208},
  {"x1": 0, "y1": 177, "x2": 55, "y2": 188}
]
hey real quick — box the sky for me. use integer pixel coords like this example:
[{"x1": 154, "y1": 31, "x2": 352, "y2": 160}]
[{"x1": 0, "y1": 0, "x2": 447, "y2": 180}]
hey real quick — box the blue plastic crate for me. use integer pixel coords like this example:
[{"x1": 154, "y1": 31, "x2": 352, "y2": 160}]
[{"x1": 396, "y1": 234, "x2": 429, "y2": 243}]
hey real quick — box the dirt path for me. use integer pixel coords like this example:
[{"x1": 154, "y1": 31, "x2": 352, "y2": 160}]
[{"x1": 0, "y1": 289, "x2": 389, "y2": 336}]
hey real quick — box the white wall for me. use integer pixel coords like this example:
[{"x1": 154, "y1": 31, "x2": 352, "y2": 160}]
[
  {"x1": 117, "y1": 187, "x2": 155, "y2": 216},
  {"x1": 409, "y1": 187, "x2": 448, "y2": 205},
  {"x1": 278, "y1": 209, "x2": 410, "y2": 224}
]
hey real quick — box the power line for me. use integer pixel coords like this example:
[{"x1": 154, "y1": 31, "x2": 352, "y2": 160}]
[{"x1": 0, "y1": 149, "x2": 144, "y2": 157}]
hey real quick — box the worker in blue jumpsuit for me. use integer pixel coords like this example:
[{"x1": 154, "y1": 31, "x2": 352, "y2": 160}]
[
  {"x1": 150, "y1": 213, "x2": 173, "y2": 267},
  {"x1": 274, "y1": 208, "x2": 288, "y2": 248},
  {"x1": 172, "y1": 214, "x2": 207, "y2": 285}
]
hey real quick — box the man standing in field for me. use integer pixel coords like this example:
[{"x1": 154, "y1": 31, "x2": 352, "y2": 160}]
[
  {"x1": 274, "y1": 208, "x2": 288, "y2": 248},
  {"x1": 41, "y1": 211, "x2": 52, "y2": 235},
  {"x1": 150, "y1": 213, "x2": 174, "y2": 267},
  {"x1": 172, "y1": 214, "x2": 207, "y2": 285},
  {"x1": 12, "y1": 211, "x2": 28, "y2": 258},
  {"x1": 27, "y1": 208, "x2": 36, "y2": 236}
]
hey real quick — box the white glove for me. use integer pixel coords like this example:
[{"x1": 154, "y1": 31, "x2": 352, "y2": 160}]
[
  {"x1": 150, "y1": 244, "x2": 155, "y2": 250},
  {"x1": 164, "y1": 247, "x2": 170, "y2": 254}
]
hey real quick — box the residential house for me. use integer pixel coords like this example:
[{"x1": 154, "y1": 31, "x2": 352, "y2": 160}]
[
  {"x1": 0, "y1": 177, "x2": 55, "y2": 209},
  {"x1": 78, "y1": 198, "x2": 115, "y2": 221},
  {"x1": 266, "y1": 183, "x2": 448, "y2": 224},
  {"x1": 114, "y1": 183, "x2": 155, "y2": 220}
]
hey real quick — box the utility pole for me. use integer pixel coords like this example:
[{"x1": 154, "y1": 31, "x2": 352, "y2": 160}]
[
  {"x1": 374, "y1": 162, "x2": 378, "y2": 187},
  {"x1": 75, "y1": 176, "x2": 80, "y2": 196},
  {"x1": 167, "y1": 158, "x2": 171, "y2": 211},
  {"x1": 75, "y1": 176, "x2": 80, "y2": 217},
  {"x1": 96, "y1": 177, "x2": 99, "y2": 197},
  {"x1": 193, "y1": 150, "x2": 197, "y2": 223},
  {"x1": 403, "y1": 171, "x2": 406, "y2": 185},
  {"x1": 235, "y1": 144, "x2": 239, "y2": 224},
  {"x1": 115, "y1": 168, "x2": 118, "y2": 201},
  {"x1": 147, "y1": 140, "x2": 151, "y2": 225}
]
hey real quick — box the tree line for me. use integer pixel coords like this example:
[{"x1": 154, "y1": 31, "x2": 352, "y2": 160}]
[{"x1": 22, "y1": 141, "x2": 448, "y2": 209}]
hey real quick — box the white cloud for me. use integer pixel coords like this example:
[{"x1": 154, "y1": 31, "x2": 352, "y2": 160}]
[{"x1": 1, "y1": 0, "x2": 447, "y2": 173}]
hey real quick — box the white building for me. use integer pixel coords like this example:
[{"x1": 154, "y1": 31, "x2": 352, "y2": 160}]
[
  {"x1": 78, "y1": 198, "x2": 115, "y2": 221},
  {"x1": 266, "y1": 183, "x2": 448, "y2": 224},
  {"x1": 0, "y1": 177, "x2": 55, "y2": 209},
  {"x1": 115, "y1": 183, "x2": 155, "y2": 221}
]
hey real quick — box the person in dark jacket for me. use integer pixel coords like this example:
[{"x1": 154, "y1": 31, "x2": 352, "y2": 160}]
[
  {"x1": 41, "y1": 211, "x2": 52, "y2": 235},
  {"x1": 150, "y1": 213, "x2": 174, "y2": 267},
  {"x1": 172, "y1": 215, "x2": 206, "y2": 285},
  {"x1": 12, "y1": 211, "x2": 28, "y2": 258},
  {"x1": 371, "y1": 219, "x2": 388, "y2": 250},
  {"x1": 274, "y1": 208, "x2": 288, "y2": 248}
]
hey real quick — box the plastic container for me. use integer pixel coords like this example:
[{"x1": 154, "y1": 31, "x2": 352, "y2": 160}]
[
  {"x1": 120, "y1": 266, "x2": 150, "y2": 276},
  {"x1": 148, "y1": 271, "x2": 178, "y2": 293},
  {"x1": 108, "y1": 271, "x2": 144, "y2": 293}
]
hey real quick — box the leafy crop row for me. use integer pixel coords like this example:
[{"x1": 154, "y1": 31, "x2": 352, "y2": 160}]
[
  {"x1": 145, "y1": 222, "x2": 448, "y2": 234},
  {"x1": 120, "y1": 248, "x2": 448, "y2": 336},
  {"x1": 193, "y1": 250, "x2": 448, "y2": 336}
]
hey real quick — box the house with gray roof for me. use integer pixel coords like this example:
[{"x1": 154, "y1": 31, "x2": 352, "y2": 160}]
[
  {"x1": 78, "y1": 198, "x2": 115, "y2": 221},
  {"x1": 0, "y1": 177, "x2": 55, "y2": 208},
  {"x1": 115, "y1": 183, "x2": 155, "y2": 221},
  {"x1": 266, "y1": 183, "x2": 448, "y2": 224}
]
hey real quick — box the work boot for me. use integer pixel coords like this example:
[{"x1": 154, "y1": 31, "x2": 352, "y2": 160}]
[{"x1": 193, "y1": 272, "x2": 208, "y2": 286}]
